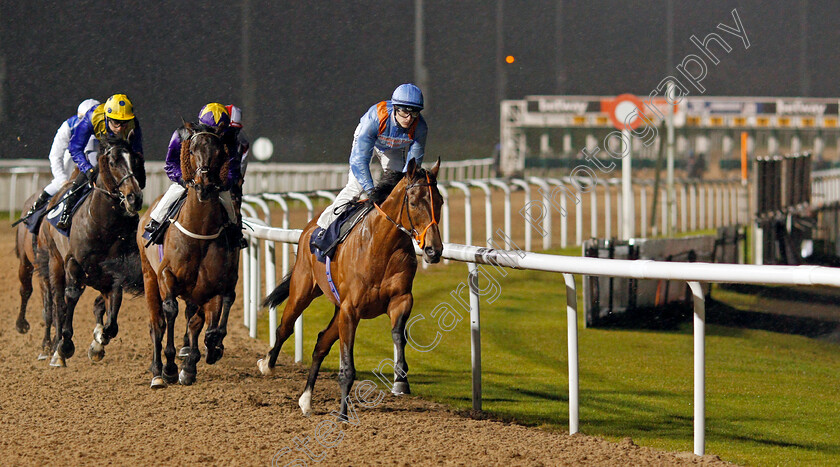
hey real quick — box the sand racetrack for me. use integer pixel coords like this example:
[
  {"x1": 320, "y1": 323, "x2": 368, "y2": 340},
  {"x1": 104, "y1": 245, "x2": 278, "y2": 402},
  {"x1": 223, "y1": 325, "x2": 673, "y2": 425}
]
[{"x1": 0, "y1": 223, "x2": 732, "y2": 466}]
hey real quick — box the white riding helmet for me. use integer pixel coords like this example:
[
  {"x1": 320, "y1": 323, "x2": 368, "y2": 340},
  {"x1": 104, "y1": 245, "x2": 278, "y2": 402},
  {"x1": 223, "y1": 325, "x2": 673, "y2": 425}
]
[{"x1": 77, "y1": 98, "x2": 101, "y2": 119}]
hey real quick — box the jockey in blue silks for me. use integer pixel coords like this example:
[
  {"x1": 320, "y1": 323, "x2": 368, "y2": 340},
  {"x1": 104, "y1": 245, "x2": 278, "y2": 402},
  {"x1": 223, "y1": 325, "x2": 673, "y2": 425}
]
[
  {"x1": 315, "y1": 83, "x2": 428, "y2": 230},
  {"x1": 58, "y1": 93, "x2": 144, "y2": 229}
]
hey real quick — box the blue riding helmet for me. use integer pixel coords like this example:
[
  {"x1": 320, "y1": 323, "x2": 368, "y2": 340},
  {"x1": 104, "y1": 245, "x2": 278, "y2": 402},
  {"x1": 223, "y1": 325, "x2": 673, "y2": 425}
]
[{"x1": 391, "y1": 84, "x2": 424, "y2": 110}]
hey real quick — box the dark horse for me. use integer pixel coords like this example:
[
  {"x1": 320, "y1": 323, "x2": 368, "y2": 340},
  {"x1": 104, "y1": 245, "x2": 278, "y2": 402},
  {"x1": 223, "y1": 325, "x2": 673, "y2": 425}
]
[
  {"x1": 258, "y1": 158, "x2": 443, "y2": 419},
  {"x1": 137, "y1": 122, "x2": 240, "y2": 388},
  {"x1": 38, "y1": 134, "x2": 145, "y2": 367}
]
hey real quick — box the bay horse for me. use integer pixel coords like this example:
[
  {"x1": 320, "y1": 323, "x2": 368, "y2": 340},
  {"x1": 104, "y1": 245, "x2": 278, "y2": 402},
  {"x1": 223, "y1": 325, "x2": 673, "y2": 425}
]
[
  {"x1": 258, "y1": 158, "x2": 443, "y2": 420},
  {"x1": 15, "y1": 193, "x2": 56, "y2": 359},
  {"x1": 38, "y1": 134, "x2": 145, "y2": 367},
  {"x1": 137, "y1": 122, "x2": 240, "y2": 388}
]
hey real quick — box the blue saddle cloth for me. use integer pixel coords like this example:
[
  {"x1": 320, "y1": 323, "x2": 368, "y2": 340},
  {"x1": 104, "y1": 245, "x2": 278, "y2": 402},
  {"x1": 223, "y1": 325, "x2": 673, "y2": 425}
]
[
  {"x1": 23, "y1": 200, "x2": 52, "y2": 234},
  {"x1": 41, "y1": 186, "x2": 93, "y2": 237},
  {"x1": 310, "y1": 202, "x2": 373, "y2": 263}
]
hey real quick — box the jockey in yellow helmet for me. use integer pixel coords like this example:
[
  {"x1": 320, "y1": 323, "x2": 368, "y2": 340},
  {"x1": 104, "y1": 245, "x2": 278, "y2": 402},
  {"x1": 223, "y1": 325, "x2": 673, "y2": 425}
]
[{"x1": 57, "y1": 94, "x2": 144, "y2": 229}]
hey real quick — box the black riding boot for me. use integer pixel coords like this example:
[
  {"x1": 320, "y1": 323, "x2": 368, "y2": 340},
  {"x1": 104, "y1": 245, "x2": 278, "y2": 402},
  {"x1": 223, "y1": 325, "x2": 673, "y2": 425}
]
[
  {"x1": 55, "y1": 171, "x2": 89, "y2": 230},
  {"x1": 23, "y1": 190, "x2": 51, "y2": 219}
]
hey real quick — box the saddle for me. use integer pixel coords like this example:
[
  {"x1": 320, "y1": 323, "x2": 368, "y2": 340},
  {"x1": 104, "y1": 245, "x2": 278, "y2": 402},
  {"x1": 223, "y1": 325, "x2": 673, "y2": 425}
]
[
  {"x1": 142, "y1": 191, "x2": 188, "y2": 245},
  {"x1": 310, "y1": 201, "x2": 374, "y2": 263},
  {"x1": 42, "y1": 186, "x2": 93, "y2": 237}
]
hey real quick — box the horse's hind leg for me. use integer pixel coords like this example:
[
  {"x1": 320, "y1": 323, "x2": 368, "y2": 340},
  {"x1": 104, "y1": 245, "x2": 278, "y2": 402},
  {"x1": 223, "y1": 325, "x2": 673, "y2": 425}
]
[
  {"x1": 388, "y1": 294, "x2": 414, "y2": 395},
  {"x1": 37, "y1": 273, "x2": 54, "y2": 361},
  {"x1": 258, "y1": 264, "x2": 322, "y2": 374},
  {"x1": 299, "y1": 308, "x2": 340, "y2": 416},
  {"x1": 206, "y1": 294, "x2": 233, "y2": 365},
  {"x1": 178, "y1": 302, "x2": 199, "y2": 360},
  {"x1": 16, "y1": 251, "x2": 33, "y2": 334},
  {"x1": 178, "y1": 303, "x2": 205, "y2": 386}
]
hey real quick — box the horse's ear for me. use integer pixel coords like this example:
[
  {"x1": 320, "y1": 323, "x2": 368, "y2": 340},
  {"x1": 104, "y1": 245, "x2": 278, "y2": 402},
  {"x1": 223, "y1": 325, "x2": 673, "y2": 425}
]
[
  {"x1": 126, "y1": 129, "x2": 135, "y2": 143},
  {"x1": 406, "y1": 157, "x2": 418, "y2": 179},
  {"x1": 430, "y1": 158, "x2": 440, "y2": 178}
]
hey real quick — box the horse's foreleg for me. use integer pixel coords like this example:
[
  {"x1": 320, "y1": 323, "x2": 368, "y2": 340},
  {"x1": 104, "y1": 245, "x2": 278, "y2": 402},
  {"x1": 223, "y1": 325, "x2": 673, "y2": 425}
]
[
  {"x1": 336, "y1": 311, "x2": 359, "y2": 422},
  {"x1": 299, "y1": 308, "x2": 340, "y2": 417},
  {"x1": 16, "y1": 254, "x2": 33, "y2": 334},
  {"x1": 160, "y1": 269, "x2": 180, "y2": 384},
  {"x1": 178, "y1": 302, "x2": 199, "y2": 360},
  {"x1": 49, "y1": 252, "x2": 70, "y2": 367},
  {"x1": 179, "y1": 304, "x2": 205, "y2": 386},
  {"x1": 59, "y1": 256, "x2": 85, "y2": 361},
  {"x1": 142, "y1": 262, "x2": 166, "y2": 388},
  {"x1": 388, "y1": 294, "x2": 414, "y2": 395},
  {"x1": 206, "y1": 294, "x2": 233, "y2": 365}
]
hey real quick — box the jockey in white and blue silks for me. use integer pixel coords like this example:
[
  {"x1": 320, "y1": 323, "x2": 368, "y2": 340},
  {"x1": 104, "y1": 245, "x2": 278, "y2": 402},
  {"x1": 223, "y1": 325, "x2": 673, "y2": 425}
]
[
  {"x1": 18, "y1": 99, "x2": 101, "y2": 221},
  {"x1": 316, "y1": 83, "x2": 427, "y2": 229},
  {"x1": 57, "y1": 93, "x2": 143, "y2": 229}
]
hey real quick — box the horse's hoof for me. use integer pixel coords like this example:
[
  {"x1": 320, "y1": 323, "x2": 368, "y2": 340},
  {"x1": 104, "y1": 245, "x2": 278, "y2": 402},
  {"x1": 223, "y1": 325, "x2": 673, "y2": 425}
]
[
  {"x1": 49, "y1": 352, "x2": 66, "y2": 368},
  {"x1": 177, "y1": 346, "x2": 191, "y2": 360},
  {"x1": 257, "y1": 358, "x2": 274, "y2": 376},
  {"x1": 178, "y1": 369, "x2": 196, "y2": 386},
  {"x1": 298, "y1": 391, "x2": 312, "y2": 417},
  {"x1": 16, "y1": 319, "x2": 30, "y2": 334},
  {"x1": 150, "y1": 376, "x2": 167, "y2": 389},
  {"x1": 87, "y1": 340, "x2": 105, "y2": 362},
  {"x1": 392, "y1": 381, "x2": 411, "y2": 395},
  {"x1": 60, "y1": 339, "x2": 75, "y2": 360},
  {"x1": 37, "y1": 352, "x2": 49, "y2": 361},
  {"x1": 206, "y1": 346, "x2": 223, "y2": 365}
]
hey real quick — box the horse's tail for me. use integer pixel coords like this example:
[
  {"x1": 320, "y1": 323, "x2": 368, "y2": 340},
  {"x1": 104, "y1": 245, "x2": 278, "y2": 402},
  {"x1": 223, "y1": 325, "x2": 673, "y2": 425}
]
[
  {"x1": 101, "y1": 251, "x2": 145, "y2": 296},
  {"x1": 262, "y1": 273, "x2": 292, "y2": 308}
]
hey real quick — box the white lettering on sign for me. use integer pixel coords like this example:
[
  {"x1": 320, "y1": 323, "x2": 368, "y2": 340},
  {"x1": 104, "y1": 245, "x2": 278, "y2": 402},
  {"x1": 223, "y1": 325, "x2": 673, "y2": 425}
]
[
  {"x1": 537, "y1": 99, "x2": 589, "y2": 114},
  {"x1": 777, "y1": 101, "x2": 827, "y2": 116}
]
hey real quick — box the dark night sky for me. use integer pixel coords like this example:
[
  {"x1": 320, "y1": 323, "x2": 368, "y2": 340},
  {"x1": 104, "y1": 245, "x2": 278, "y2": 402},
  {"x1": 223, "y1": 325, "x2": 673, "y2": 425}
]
[{"x1": 1, "y1": 1, "x2": 838, "y2": 163}]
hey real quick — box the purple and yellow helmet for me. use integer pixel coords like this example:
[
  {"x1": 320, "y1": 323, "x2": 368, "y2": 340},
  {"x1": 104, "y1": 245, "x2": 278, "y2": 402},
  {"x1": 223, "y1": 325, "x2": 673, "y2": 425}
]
[{"x1": 198, "y1": 103, "x2": 230, "y2": 128}]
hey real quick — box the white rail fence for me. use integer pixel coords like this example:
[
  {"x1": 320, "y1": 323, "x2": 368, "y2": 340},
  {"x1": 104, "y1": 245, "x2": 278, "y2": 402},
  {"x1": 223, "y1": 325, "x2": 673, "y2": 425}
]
[
  {"x1": 238, "y1": 218, "x2": 840, "y2": 457},
  {"x1": 1, "y1": 158, "x2": 494, "y2": 216}
]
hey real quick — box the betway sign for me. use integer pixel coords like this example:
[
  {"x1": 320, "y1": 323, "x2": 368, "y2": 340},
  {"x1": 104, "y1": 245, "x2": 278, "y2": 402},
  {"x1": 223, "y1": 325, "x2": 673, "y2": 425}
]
[
  {"x1": 529, "y1": 98, "x2": 591, "y2": 114},
  {"x1": 776, "y1": 100, "x2": 829, "y2": 116}
]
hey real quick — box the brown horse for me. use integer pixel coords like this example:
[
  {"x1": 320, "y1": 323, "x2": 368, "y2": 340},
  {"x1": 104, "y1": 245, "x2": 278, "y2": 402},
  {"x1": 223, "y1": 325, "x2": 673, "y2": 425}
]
[
  {"x1": 15, "y1": 193, "x2": 56, "y2": 359},
  {"x1": 258, "y1": 158, "x2": 443, "y2": 419},
  {"x1": 137, "y1": 122, "x2": 240, "y2": 388},
  {"x1": 39, "y1": 135, "x2": 145, "y2": 367}
]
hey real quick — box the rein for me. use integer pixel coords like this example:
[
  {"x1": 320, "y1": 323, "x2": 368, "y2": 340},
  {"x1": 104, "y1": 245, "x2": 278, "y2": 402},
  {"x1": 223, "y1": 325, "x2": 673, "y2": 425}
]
[
  {"x1": 91, "y1": 146, "x2": 137, "y2": 208},
  {"x1": 373, "y1": 171, "x2": 438, "y2": 247}
]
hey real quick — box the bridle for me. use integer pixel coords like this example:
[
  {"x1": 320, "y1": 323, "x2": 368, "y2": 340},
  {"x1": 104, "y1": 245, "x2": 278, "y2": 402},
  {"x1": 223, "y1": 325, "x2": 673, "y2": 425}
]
[
  {"x1": 91, "y1": 146, "x2": 137, "y2": 208},
  {"x1": 374, "y1": 171, "x2": 439, "y2": 247},
  {"x1": 186, "y1": 131, "x2": 222, "y2": 189}
]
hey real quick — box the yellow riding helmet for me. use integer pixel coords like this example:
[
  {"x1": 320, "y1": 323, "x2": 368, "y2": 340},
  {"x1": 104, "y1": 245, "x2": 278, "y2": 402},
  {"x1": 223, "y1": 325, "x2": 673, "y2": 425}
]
[{"x1": 104, "y1": 94, "x2": 135, "y2": 121}]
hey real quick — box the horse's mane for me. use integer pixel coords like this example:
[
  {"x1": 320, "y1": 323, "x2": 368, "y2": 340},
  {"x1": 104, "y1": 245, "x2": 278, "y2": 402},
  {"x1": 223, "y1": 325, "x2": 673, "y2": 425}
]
[
  {"x1": 179, "y1": 123, "x2": 233, "y2": 185},
  {"x1": 369, "y1": 170, "x2": 406, "y2": 204}
]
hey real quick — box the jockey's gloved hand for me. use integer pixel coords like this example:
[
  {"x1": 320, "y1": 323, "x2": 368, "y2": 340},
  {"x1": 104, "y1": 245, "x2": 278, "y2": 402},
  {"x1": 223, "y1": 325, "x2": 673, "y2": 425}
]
[
  {"x1": 363, "y1": 189, "x2": 375, "y2": 202},
  {"x1": 85, "y1": 168, "x2": 96, "y2": 181}
]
